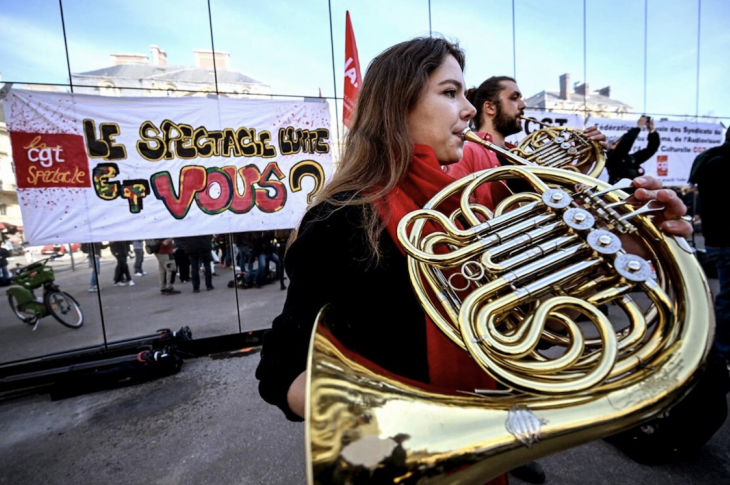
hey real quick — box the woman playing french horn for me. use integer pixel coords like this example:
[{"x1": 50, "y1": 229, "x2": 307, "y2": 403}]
[{"x1": 255, "y1": 36, "x2": 692, "y2": 484}]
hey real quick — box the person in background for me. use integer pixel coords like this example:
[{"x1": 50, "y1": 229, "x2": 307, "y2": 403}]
[
  {"x1": 132, "y1": 240, "x2": 147, "y2": 277},
  {"x1": 182, "y1": 234, "x2": 214, "y2": 293},
  {"x1": 690, "y1": 128, "x2": 730, "y2": 364},
  {"x1": 110, "y1": 240, "x2": 134, "y2": 287},
  {"x1": 83, "y1": 242, "x2": 108, "y2": 292},
  {"x1": 155, "y1": 238, "x2": 180, "y2": 295},
  {"x1": 0, "y1": 242, "x2": 10, "y2": 286},
  {"x1": 173, "y1": 239, "x2": 191, "y2": 283},
  {"x1": 605, "y1": 115, "x2": 660, "y2": 184},
  {"x1": 253, "y1": 230, "x2": 286, "y2": 290}
]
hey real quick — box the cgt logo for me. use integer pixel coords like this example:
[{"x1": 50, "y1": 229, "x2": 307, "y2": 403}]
[
  {"x1": 10, "y1": 132, "x2": 91, "y2": 189},
  {"x1": 24, "y1": 135, "x2": 66, "y2": 167}
]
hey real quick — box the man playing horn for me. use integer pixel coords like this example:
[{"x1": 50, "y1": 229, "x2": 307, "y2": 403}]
[{"x1": 444, "y1": 76, "x2": 607, "y2": 204}]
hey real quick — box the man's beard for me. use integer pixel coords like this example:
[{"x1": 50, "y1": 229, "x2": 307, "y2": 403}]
[{"x1": 493, "y1": 101, "x2": 523, "y2": 137}]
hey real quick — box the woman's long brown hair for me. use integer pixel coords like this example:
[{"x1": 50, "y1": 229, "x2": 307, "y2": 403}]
[{"x1": 299, "y1": 36, "x2": 465, "y2": 260}]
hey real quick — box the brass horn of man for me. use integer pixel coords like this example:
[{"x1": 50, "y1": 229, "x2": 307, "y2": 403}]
[
  {"x1": 500, "y1": 116, "x2": 607, "y2": 178},
  {"x1": 305, "y1": 128, "x2": 713, "y2": 484}
]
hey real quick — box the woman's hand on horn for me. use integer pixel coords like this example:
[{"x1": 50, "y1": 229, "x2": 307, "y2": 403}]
[{"x1": 631, "y1": 176, "x2": 693, "y2": 239}]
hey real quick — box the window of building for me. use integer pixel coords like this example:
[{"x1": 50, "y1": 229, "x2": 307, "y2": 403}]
[{"x1": 0, "y1": 204, "x2": 7, "y2": 216}]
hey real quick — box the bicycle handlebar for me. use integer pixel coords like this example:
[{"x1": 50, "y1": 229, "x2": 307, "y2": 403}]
[{"x1": 13, "y1": 255, "x2": 56, "y2": 275}]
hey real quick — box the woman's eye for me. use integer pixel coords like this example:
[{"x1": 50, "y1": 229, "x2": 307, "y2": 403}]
[{"x1": 445, "y1": 90, "x2": 457, "y2": 98}]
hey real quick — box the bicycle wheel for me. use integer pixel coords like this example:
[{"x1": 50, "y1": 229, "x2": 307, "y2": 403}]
[
  {"x1": 8, "y1": 294, "x2": 40, "y2": 325},
  {"x1": 44, "y1": 290, "x2": 84, "y2": 328}
]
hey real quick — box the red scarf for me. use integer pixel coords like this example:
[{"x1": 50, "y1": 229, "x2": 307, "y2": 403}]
[{"x1": 377, "y1": 144, "x2": 500, "y2": 394}]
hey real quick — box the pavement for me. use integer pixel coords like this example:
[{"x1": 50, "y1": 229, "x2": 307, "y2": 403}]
[{"x1": 0, "y1": 346, "x2": 728, "y2": 485}]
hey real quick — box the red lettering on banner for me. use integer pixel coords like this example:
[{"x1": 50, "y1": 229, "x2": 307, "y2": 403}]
[
  {"x1": 256, "y1": 162, "x2": 287, "y2": 213},
  {"x1": 10, "y1": 132, "x2": 90, "y2": 189},
  {"x1": 151, "y1": 166, "x2": 207, "y2": 219},
  {"x1": 195, "y1": 167, "x2": 233, "y2": 214},
  {"x1": 222, "y1": 165, "x2": 260, "y2": 214}
]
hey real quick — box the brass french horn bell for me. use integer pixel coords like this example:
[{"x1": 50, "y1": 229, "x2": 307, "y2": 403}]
[
  {"x1": 503, "y1": 116, "x2": 606, "y2": 178},
  {"x1": 305, "y1": 128, "x2": 712, "y2": 484}
]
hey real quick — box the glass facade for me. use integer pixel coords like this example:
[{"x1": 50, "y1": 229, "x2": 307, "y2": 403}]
[{"x1": 0, "y1": 0, "x2": 728, "y2": 365}]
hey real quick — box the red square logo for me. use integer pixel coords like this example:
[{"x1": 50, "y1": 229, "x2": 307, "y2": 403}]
[{"x1": 10, "y1": 132, "x2": 91, "y2": 189}]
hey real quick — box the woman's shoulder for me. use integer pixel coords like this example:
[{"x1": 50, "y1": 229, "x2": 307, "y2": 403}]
[{"x1": 301, "y1": 193, "x2": 366, "y2": 228}]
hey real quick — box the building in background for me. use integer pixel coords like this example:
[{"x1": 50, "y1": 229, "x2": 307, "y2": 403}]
[
  {"x1": 72, "y1": 45, "x2": 270, "y2": 98},
  {"x1": 525, "y1": 73, "x2": 632, "y2": 119},
  {"x1": 0, "y1": 94, "x2": 23, "y2": 242}
]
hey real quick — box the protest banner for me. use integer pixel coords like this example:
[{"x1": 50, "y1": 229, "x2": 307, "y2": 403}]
[
  {"x1": 3, "y1": 89, "x2": 333, "y2": 245},
  {"x1": 587, "y1": 116, "x2": 724, "y2": 186}
]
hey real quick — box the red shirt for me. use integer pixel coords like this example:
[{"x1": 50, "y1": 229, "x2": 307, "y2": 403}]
[
  {"x1": 444, "y1": 132, "x2": 511, "y2": 208},
  {"x1": 158, "y1": 239, "x2": 175, "y2": 255}
]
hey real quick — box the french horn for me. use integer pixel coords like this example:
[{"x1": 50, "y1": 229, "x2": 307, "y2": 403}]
[
  {"x1": 500, "y1": 116, "x2": 606, "y2": 178},
  {"x1": 305, "y1": 128, "x2": 713, "y2": 484}
]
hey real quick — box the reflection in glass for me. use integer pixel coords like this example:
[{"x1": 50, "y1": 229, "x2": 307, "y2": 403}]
[
  {"x1": 431, "y1": 0, "x2": 515, "y2": 87},
  {"x1": 0, "y1": 0, "x2": 70, "y2": 85},
  {"x1": 210, "y1": 0, "x2": 333, "y2": 98},
  {"x1": 514, "y1": 0, "x2": 585, "y2": 117},
  {"x1": 586, "y1": 0, "x2": 645, "y2": 119},
  {"x1": 645, "y1": 0, "x2": 699, "y2": 116},
  {"x1": 0, "y1": 242, "x2": 106, "y2": 365},
  {"x1": 98, "y1": 234, "x2": 250, "y2": 343},
  {"x1": 234, "y1": 230, "x2": 291, "y2": 332},
  {"x1": 698, "y1": 0, "x2": 730, "y2": 119},
  {"x1": 61, "y1": 0, "x2": 218, "y2": 97}
]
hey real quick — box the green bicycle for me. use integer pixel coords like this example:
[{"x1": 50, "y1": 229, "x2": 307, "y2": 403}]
[{"x1": 7, "y1": 256, "x2": 84, "y2": 329}]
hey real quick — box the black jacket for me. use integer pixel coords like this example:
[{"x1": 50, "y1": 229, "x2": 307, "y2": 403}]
[
  {"x1": 109, "y1": 241, "x2": 130, "y2": 257},
  {"x1": 606, "y1": 128, "x2": 660, "y2": 184},
  {"x1": 693, "y1": 142, "x2": 730, "y2": 247},
  {"x1": 181, "y1": 235, "x2": 212, "y2": 254},
  {"x1": 255, "y1": 200, "x2": 428, "y2": 421}
]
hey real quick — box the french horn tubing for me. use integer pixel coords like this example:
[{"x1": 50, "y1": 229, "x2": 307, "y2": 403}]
[
  {"x1": 500, "y1": 116, "x2": 607, "y2": 178},
  {"x1": 305, "y1": 128, "x2": 713, "y2": 484}
]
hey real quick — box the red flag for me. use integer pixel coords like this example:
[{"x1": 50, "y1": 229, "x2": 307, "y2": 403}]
[{"x1": 343, "y1": 11, "x2": 362, "y2": 129}]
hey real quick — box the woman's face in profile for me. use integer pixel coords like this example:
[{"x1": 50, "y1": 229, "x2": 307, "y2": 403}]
[{"x1": 407, "y1": 55, "x2": 476, "y2": 165}]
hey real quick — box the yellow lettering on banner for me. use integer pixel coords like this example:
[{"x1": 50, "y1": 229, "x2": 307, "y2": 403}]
[
  {"x1": 26, "y1": 165, "x2": 86, "y2": 186},
  {"x1": 135, "y1": 121, "x2": 281, "y2": 160}
]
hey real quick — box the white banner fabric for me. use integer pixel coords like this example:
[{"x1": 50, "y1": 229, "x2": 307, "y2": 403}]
[{"x1": 3, "y1": 89, "x2": 333, "y2": 245}]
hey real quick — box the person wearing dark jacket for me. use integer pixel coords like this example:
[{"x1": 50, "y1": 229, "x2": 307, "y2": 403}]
[
  {"x1": 182, "y1": 235, "x2": 214, "y2": 293},
  {"x1": 83, "y1": 242, "x2": 108, "y2": 292},
  {"x1": 251, "y1": 230, "x2": 285, "y2": 290},
  {"x1": 691, "y1": 129, "x2": 730, "y2": 362},
  {"x1": 605, "y1": 115, "x2": 660, "y2": 184},
  {"x1": 0, "y1": 244, "x2": 10, "y2": 285},
  {"x1": 110, "y1": 240, "x2": 133, "y2": 287}
]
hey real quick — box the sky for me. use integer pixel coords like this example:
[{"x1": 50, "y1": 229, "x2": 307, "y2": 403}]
[{"x1": 0, "y1": 0, "x2": 728, "y2": 125}]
